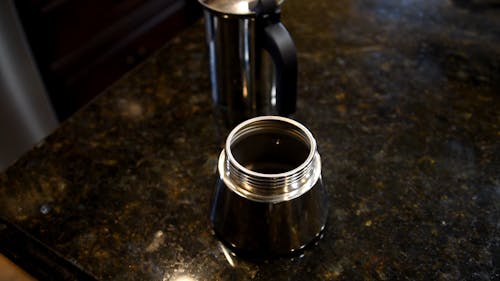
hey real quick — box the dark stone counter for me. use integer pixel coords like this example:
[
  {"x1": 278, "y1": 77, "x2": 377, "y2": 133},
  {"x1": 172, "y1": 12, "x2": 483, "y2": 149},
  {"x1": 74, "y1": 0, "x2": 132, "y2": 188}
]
[{"x1": 1, "y1": 0, "x2": 499, "y2": 280}]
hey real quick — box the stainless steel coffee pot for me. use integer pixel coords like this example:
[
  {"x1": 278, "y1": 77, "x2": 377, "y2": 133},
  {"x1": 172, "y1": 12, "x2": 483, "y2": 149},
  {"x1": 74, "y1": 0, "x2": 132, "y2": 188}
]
[
  {"x1": 210, "y1": 116, "x2": 328, "y2": 257},
  {"x1": 199, "y1": 0, "x2": 297, "y2": 130}
]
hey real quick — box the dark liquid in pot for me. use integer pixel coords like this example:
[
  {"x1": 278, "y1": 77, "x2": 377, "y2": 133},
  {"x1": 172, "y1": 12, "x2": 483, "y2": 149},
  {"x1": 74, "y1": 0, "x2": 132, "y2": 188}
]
[{"x1": 231, "y1": 132, "x2": 310, "y2": 174}]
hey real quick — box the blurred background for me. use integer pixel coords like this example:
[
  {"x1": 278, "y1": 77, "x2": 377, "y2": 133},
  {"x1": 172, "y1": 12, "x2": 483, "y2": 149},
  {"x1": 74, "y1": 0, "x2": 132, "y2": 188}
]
[{"x1": 0, "y1": 0, "x2": 201, "y2": 171}]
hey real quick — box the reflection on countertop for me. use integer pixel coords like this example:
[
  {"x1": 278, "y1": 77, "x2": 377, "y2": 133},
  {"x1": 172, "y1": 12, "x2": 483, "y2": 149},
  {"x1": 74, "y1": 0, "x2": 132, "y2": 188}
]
[{"x1": 0, "y1": 0, "x2": 499, "y2": 280}]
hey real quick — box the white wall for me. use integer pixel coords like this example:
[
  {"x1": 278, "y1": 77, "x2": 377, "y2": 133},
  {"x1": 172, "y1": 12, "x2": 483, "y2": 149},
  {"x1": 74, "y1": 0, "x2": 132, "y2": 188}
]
[{"x1": 0, "y1": 0, "x2": 59, "y2": 171}]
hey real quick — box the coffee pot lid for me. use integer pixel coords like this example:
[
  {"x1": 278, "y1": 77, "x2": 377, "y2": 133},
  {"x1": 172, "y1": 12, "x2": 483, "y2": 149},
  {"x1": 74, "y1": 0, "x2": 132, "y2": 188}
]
[{"x1": 198, "y1": 0, "x2": 284, "y2": 15}]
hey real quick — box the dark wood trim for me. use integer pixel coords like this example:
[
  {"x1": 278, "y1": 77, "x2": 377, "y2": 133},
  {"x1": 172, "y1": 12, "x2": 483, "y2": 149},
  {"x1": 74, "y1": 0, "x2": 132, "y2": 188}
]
[{"x1": 14, "y1": 0, "x2": 202, "y2": 120}]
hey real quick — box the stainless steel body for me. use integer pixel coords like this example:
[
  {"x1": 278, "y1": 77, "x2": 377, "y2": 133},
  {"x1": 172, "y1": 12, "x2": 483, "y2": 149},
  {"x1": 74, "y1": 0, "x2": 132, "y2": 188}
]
[
  {"x1": 204, "y1": 12, "x2": 265, "y2": 128},
  {"x1": 210, "y1": 116, "x2": 328, "y2": 257},
  {"x1": 200, "y1": 0, "x2": 297, "y2": 131}
]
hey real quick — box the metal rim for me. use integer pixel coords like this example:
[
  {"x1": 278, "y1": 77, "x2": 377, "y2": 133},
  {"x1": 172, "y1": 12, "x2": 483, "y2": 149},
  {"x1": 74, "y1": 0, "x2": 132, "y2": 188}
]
[
  {"x1": 220, "y1": 116, "x2": 321, "y2": 202},
  {"x1": 225, "y1": 116, "x2": 316, "y2": 178},
  {"x1": 198, "y1": 0, "x2": 284, "y2": 16}
]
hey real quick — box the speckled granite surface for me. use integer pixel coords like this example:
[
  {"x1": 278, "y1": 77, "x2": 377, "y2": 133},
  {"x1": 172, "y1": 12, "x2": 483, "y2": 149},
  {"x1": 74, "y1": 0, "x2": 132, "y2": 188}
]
[{"x1": 1, "y1": 0, "x2": 499, "y2": 280}]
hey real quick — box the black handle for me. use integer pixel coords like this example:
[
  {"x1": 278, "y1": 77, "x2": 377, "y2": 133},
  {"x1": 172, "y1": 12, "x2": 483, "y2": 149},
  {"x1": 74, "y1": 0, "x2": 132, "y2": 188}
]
[{"x1": 259, "y1": 12, "x2": 298, "y2": 116}]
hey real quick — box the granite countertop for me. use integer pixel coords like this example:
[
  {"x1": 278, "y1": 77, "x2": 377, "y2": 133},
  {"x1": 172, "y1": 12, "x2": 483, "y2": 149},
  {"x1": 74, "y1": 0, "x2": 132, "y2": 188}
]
[{"x1": 1, "y1": 0, "x2": 499, "y2": 280}]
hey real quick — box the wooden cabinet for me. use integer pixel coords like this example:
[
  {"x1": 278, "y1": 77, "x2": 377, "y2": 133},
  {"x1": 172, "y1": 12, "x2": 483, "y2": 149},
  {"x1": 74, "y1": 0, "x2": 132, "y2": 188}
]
[{"x1": 15, "y1": 0, "x2": 201, "y2": 120}]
